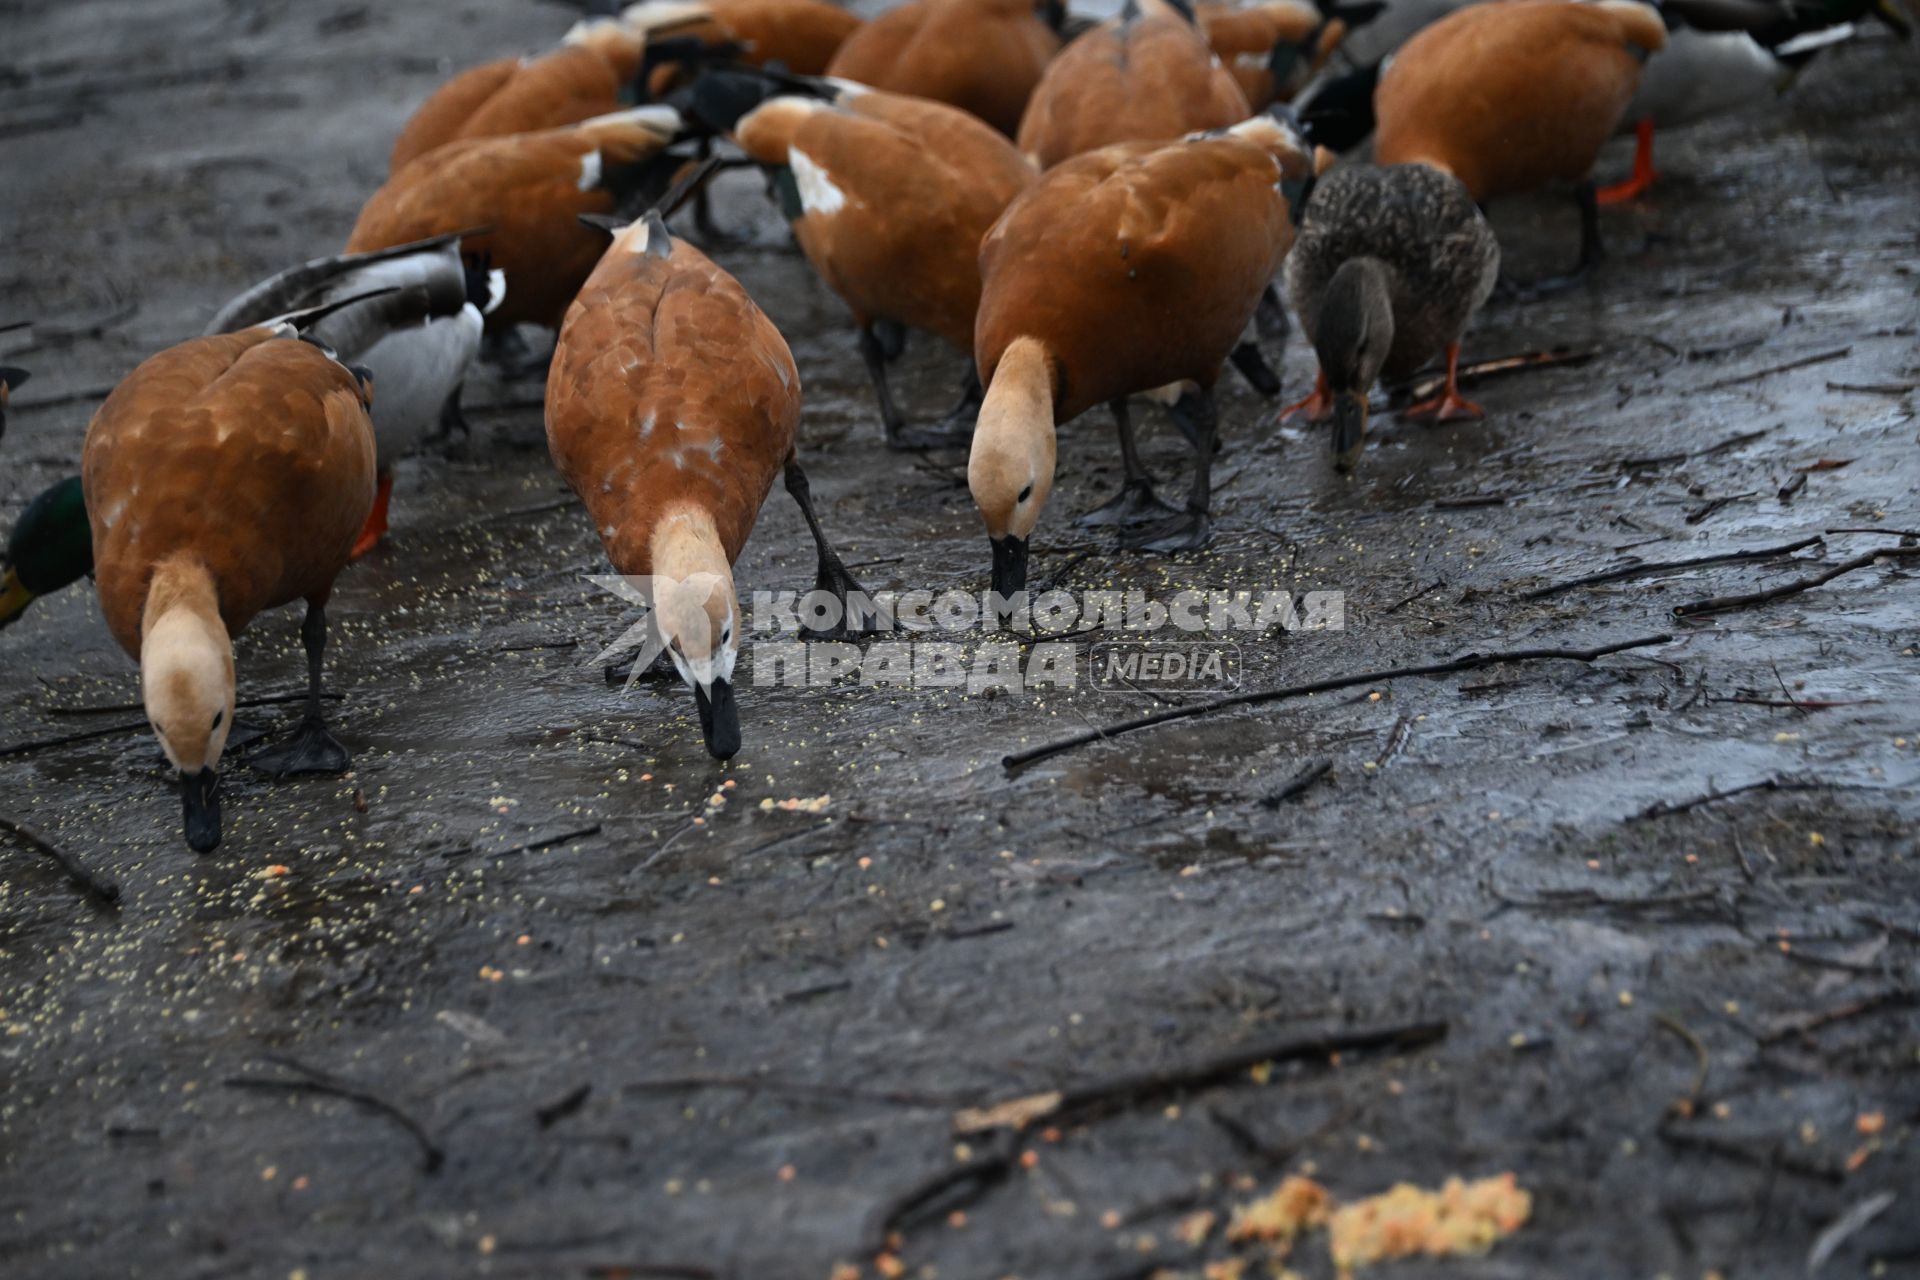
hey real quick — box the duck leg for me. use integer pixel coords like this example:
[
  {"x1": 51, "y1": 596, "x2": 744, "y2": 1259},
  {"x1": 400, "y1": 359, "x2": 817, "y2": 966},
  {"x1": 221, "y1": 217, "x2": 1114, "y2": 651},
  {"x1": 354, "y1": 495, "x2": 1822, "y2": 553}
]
[
  {"x1": 1509, "y1": 181, "x2": 1606, "y2": 297},
  {"x1": 349, "y1": 472, "x2": 393, "y2": 560},
  {"x1": 1278, "y1": 367, "x2": 1333, "y2": 423},
  {"x1": 434, "y1": 385, "x2": 471, "y2": 442},
  {"x1": 785, "y1": 459, "x2": 884, "y2": 638},
  {"x1": 1401, "y1": 342, "x2": 1486, "y2": 423},
  {"x1": 1596, "y1": 120, "x2": 1657, "y2": 205},
  {"x1": 1079, "y1": 398, "x2": 1181, "y2": 526},
  {"x1": 891, "y1": 366, "x2": 979, "y2": 450},
  {"x1": 1122, "y1": 388, "x2": 1216, "y2": 553},
  {"x1": 856, "y1": 323, "x2": 915, "y2": 449},
  {"x1": 1255, "y1": 283, "x2": 1290, "y2": 343},
  {"x1": 250, "y1": 600, "x2": 352, "y2": 776},
  {"x1": 1229, "y1": 341, "x2": 1282, "y2": 397}
]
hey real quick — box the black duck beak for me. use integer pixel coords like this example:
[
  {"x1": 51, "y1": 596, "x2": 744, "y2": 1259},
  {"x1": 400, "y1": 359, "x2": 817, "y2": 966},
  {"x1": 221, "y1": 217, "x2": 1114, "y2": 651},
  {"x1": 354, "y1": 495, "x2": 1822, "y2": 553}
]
[
  {"x1": 989, "y1": 534, "x2": 1030, "y2": 608},
  {"x1": 1331, "y1": 392, "x2": 1368, "y2": 472},
  {"x1": 694, "y1": 677, "x2": 741, "y2": 761},
  {"x1": 181, "y1": 767, "x2": 221, "y2": 854}
]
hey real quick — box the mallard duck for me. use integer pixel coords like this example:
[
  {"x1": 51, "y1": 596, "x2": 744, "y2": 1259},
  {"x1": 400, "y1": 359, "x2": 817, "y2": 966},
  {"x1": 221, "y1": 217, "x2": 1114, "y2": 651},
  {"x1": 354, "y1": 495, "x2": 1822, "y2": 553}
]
[
  {"x1": 691, "y1": 70, "x2": 1037, "y2": 448},
  {"x1": 389, "y1": 20, "x2": 649, "y2": 173},
  {"x1": 347, "y1": 107, "x2": 685, "y2": 338},
  {"x1": 824, "y1": 0, "x2": 1063, "y2": 136},
  {"x1": 1597, "y1": 2, "x2": 1879, "y2": 204},
  {"x1": 1, "y1": 477, "x2": 90, "y2": 630},
  {"x1": 546, "y1": 205, "x2": 869, "y2": 759},
  {"x1": 1015, "y1": 0, "x2": 1250, "y2": 168},
  {"x1": 205, "y1": 234, "x2": 504, "y2": 557},
  {"x1": 970, "y1": 110, "x2": 1314, "y2": 593},
  {"x1": 83, "y1": 324, "x2": 377, "y2": 853},
  {"x1": 1373, "y1": 0, "x2": 1666, "y2": 278},
  {"x1": 1282, "y1": 162, "x2": 1499, "y2": 470}
]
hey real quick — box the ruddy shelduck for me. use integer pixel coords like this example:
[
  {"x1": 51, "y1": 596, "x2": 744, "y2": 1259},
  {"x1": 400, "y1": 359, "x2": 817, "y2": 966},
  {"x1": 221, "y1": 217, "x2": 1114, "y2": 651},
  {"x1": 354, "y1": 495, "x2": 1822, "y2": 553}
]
[
  {"x1": 206, "y1": 234, "x2": 505, "y2": 557},
  {"x1": 825, "y1": 0, "x2": 1064, "y2": 136},
  {"x1": 82, "y1": 325, "x2": 377, "y2": 853},
  {"x1": 347, "y1": 107, "x2": 684, "y2": 336},
  {"x1": 1015, "y1": 0, "x2": 1250, "y2": 169},
  {"x1": 388, "y1": 20, "x2": 650, "y2": 173},
  {"x1": 1283, "y1": 163, "x2": 1500, "y2": 469},
  {"x1": 1374, "y1": 0, "x2": 1666, "y2": 277},
  {"x1": 693, "y1": 70, "x2": 1037, "y2": 448},
  {"x1": 1197, "y1": 0, "x2": 1361, "y2": 109},
  {"x1": 620, "y1": 0, "x2": 865, "y2": 98},
  {"x1": 547, "y1": 205, "x2": 870, "y2": 760},
  {"x1": 970, "y1": 111, "x2": 1315, "y2": 594}
]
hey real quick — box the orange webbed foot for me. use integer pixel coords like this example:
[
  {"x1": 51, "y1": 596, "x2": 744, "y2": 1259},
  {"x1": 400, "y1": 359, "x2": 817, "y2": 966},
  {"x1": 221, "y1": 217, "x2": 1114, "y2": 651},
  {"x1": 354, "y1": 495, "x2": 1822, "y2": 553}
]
[
  {"x1": 1402, "y1": 391, "x2": 1485, "y2": 424},
  {"x1": 1594, "y1": 172, "x2": 1657, "y2": 206},
  {"x1": 349, "y1": 473, "x2": 393, "y2": 561},
  {"x1": 1596, "y1": 120, "x2": 1657, "y2": 206},
  {"x1": 1279, "y1": 385, "x2": 1333, "y2": 424}
]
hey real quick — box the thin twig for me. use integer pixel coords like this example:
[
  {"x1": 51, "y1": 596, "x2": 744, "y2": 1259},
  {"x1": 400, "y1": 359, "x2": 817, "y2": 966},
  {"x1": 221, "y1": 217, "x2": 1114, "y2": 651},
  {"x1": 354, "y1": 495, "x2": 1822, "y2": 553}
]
[
  {"x1": 953, "y1": 1020, "x2": 1448, "y2": 1136},
  {"x1": 1673, "y1": 547, "x2": 1920, "y2": 616},
  {"x1": 1632, "y1": 775, "x2": 1840, "y2": 820},
  {"x1": 1257, "y1": 759, "x2": 1332, "y2": 808},
  {"x1": 0, "y1": 815, "x2": 120, "y2": 902},
  {"x1": 1653, "y1": 1013, "x2": 1710, "y2": 1116},
  {"x1": 1699, "y1": 346, "x2": 1850, "y2": 391},
  {"x1": 226, "y1": 1055, "x2": 444, "y2": 1172},
  {"x1": 1003, "y1": 635, "x2": 1671, "y2": 770},
  {"x1": 1382, "y1": 579, "x2": 1445, "y2": 614},
  {"x1": 1519, "y1": 536, "x2": 1823, "y2": 600},
  {"x1": 622, "y1": 1075, "x2": 956, "y2": 1109},
  {"x1": 46, "y1": 690, "x2": 342, "y2": 717},
  {"x1": 0, "y1": 720, "x2": 149, "y2": 759}
]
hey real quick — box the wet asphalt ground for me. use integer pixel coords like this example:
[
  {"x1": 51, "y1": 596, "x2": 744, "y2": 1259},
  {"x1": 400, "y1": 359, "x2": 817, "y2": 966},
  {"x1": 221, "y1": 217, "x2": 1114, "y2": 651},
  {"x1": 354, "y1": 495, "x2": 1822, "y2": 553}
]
[{"x1": 3, "y1": 3, "x2": 1919, "y2": 1278}]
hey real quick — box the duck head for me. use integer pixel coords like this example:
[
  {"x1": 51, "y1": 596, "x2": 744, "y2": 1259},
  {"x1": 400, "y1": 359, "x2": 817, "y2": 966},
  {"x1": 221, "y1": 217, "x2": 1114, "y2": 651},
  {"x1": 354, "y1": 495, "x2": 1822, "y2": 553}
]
[
  {"x1": 651, "y1": 511, "x2": 743, "y2": 761},
  {"x1": 140, "y1": 557, "x2": 236, "y2": 854},
  {"x1": 1314, "y1": 257, "x2": 1394, "y2": 471},
  {"x1": 968, "y1": 338, "x2": 1057, "y2": 608},
  {"x1": 2, "y1": 476, "x2": 92, "y2": 630}
]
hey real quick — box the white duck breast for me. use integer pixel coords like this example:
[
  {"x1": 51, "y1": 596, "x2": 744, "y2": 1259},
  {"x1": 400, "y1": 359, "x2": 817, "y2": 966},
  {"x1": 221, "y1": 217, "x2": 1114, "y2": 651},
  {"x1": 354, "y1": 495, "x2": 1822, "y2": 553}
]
[
  {"x1": 1625, "y1": 26, "x2": 1790, "y2": 130},
  {"x1": 205, "y1": 234, "x2": 492, "y2": 468}
]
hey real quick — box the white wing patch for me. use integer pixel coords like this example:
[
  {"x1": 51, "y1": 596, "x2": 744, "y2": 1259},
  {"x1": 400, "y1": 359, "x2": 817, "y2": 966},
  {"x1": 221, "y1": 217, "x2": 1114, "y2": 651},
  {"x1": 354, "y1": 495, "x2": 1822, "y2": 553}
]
[
  {"x1": 577, "y1": 150, "x2": 603, "y2": 192},
  {"x1": 789, "y1": 148, "x2": 847, "y2": 216}
]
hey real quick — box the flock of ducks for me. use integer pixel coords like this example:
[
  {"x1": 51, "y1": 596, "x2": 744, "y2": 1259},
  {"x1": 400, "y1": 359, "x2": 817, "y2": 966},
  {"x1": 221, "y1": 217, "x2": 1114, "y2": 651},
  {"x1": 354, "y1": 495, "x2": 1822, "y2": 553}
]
[{"x1": 0, "y1": 0, "x2": 1903, "y2": 852}]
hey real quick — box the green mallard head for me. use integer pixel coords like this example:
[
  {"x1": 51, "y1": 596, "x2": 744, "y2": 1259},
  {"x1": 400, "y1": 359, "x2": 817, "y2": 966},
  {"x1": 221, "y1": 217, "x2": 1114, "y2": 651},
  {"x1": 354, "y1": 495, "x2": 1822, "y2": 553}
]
[{"x1": 1, "y1": 476, "x2": 91, "y2": 629}]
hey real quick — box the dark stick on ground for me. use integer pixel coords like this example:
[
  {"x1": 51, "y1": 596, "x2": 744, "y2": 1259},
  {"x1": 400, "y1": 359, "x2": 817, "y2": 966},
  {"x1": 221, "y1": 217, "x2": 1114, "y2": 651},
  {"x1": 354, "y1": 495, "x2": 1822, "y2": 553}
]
[
  {"x1": 1699, "y1": 345, "x2": 1850, "y2": 391},
  {"x1": 1382, "y1": 579, "x2": 1445, "y2": 614},
  {"x1": 47, "y1": 690, "x2": 343, "y2": 717},
  {"x1": 953, "y1": 1019, "x2": 1448, "y2": 1136},
  {"x1": 0, "y1": 814, "x2": 120, "y2": 903},
  {"x1": 0, "y1": 719, "x2": 149, "y2": 759},
  {"x1": 1258, "y1": 758, "x2": 1332, "y2": 808},
  {"x1": 226, "y1": 1055, "x2": 444, "y2": 1172},
  {"x1": 1003, "y1": 636, "x2": 1672, "y2": 770},
  {"x1": 464, "y1": 823, "x2": 603, "y2": 860},
  {"x1": 1615, "y1": 428, "x2": 1771, "y2": 470},
  {"x1": 623, "y1": 1075, "x2": 957, "y2": 1109},
  {"x1": 534, "y1": 1083, "x2": 591, "y2": 1128},
  {"x1": 863, "y1": 1135, "x2": 1018, "y2": 1258},
  {"x1": 1672, "y1": 547, "x2": 1920, "y2": 616},
  {"x1": 1519, "y1": 536, "x2": 1824, "y2": 600},
  {"x1": 1824, "y1": 526, "x2": 1920, "y2": 539},
  {"x1": 1632, "y1": 774, "x2": 1841, "y2": 820}
]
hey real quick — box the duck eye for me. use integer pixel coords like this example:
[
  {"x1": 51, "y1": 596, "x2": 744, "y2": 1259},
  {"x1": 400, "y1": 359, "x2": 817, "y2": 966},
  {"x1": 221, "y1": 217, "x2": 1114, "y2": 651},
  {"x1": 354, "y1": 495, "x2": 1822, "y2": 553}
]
[{"x1": 1017, "y1": 484, "x2": 1034, "y2": 504}]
